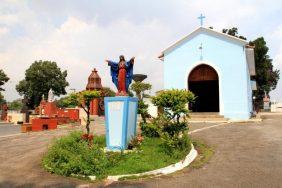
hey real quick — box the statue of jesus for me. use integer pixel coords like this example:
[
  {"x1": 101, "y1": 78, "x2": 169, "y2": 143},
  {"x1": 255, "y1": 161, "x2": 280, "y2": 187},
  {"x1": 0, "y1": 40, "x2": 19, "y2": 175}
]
[{"x1": 106, "y1": 55, "x2": 135, "y2": 96}]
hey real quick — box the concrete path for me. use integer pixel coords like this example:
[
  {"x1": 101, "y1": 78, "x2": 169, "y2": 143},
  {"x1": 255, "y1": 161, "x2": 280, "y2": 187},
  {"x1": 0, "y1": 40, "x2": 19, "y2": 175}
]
[
  {"x1": 110, "y1": 115, "x2": 282, "y2": 188},
  {"x1": 0, "y1": 115, "x2": 281, "y2": 187},
  {"x1": 0, "y1": 123, "x2": 21, "y2": 137}
]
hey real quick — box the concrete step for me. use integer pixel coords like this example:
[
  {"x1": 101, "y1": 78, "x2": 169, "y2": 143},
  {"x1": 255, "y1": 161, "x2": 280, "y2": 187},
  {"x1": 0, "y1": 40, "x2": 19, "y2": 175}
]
[
  {"x1": 188, "y1": 113, "x2": 228, "y2": 122},
  {"x1": 189, "y1": 112, "x2": 224, "y2": 118},
  {"x1": 189, "y1": 118, "x2": 229, "y2": 122}
]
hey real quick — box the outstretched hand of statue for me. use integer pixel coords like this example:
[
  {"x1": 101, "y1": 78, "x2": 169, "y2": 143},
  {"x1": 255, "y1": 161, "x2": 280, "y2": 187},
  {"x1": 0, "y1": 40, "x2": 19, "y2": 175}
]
[{"x1": 130, "y1": 57, "x2": 135, "y2": 64}]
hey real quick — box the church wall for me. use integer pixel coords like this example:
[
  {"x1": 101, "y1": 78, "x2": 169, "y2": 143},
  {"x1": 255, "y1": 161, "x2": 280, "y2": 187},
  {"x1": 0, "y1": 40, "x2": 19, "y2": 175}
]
[{"x1": 163, "y1": 33, "x2": 252, "y2": 120}]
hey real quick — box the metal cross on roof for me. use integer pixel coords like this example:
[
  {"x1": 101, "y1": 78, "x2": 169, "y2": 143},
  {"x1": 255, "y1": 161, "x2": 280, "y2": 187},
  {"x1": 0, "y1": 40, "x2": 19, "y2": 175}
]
[{"x1": 198, "y1": 13, "x2": 205, "y2": 27}]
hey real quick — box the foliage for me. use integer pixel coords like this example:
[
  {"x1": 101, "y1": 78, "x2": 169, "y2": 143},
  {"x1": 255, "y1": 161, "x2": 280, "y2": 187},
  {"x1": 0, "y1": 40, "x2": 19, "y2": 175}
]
[
  {"x1": 151, "y1": 89, "x2": 195, "y2": 123},
  {"x1": 64, "y1": 90, "x2": 100, "y2": 135},
  {"x1": 130, "y1": 81, "x2": 152, "y2": 100},
  {"x1": 130, "y1": 81, "x2": 152, "y2": 123},
  {"x1": 140, "y1": 122, "x2": 160, "y2": 138},
  {"x1": 137, "y1": 100, "x2": 151, "y2": 123},
  {"x1": 222, "y1": 27, "x2": 280, "y2": 106},
  {"x1": 56, "y1": 96, "x2": 76, "y2": 108},
  {"x1": 16, "y1": 60, "x2": 69, "y2": 109},
  {"x1": 160, "y1": 132, "x2": 191, "y2": 158},
  {"x1": 149, "y1": 89, "x2": 194, "y2": 156},
  {"x1": 0, "y1": 93, "x2": 6, "y2": 105},
  {"x1": 127, "y1": 134, "x2": 144, "y2": 150},
  {"x1": 43, "y1": 132, "x2": 190, "y2": 179},
  {"x1": 101, "y1": 87, "x2": 115, "y2": 97},
  {"x1": 140, "y1": 114, "x2": 170, "y2": 138},
  {"x1": 0, "y1": 69, "x2": 9, "y2": 91},
  {"x1": 7, "y1": 99, "x2": 23, "y2": 111},
  {"x1": 107, "y1": 137, "x2": 189, "y2": 175},
  {"x1": 152, "y1": 114, "x2": 190, "y2": 157},
  {"x1": 222, "y1": 27, "x2": 247, "y2": 40},
  {"x1": 43, "y1": 132, "x2": 110, "y2": 179},
  {"x1": 250, "y1": 37, "x2": 280, "y2": 107},
  {"x1": 0, "y1": 69, "x2": 9, "y2": 105}
]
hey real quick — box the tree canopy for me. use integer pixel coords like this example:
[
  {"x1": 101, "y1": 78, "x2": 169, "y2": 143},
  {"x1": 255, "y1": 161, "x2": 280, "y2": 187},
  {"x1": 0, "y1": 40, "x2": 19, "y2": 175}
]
[
  {"x1": 8, "y1": 99, "x2": 23, "y2": 111},
  {"x1": 16, "y1": 61, "x2": 69, "y2": 109},
  {"x1": 250, "y1": 37, "x2": 280, "y2": 104},
  {"x1": 130, "y1": 81, "x2": 152, "y2": 100},
  {"x1": 64, "y1": 90, "x2": 100, "y2": 135},
  {"x1": 0, "y1": 69, "x2": 9, "y2": 91},
  {"x1": 152, "y1": 89, "x2": 195, "y2": 123},
  {"x1": 222, "y1": 27, "x2": 247, "y2": 40},
  {"x1": 0, "y1": 69, "x2": 9, "y2": 105},
  {"x1": 130, "y1": 81, "x2": 152, "y2": 123},
  {"x1": 0, "y1": 93, "x2": 6, "y2": 105}
]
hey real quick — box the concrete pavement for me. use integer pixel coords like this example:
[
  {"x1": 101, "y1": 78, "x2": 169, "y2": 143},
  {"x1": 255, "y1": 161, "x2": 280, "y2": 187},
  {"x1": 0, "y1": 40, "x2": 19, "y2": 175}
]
[{"x1": 0, "y1": 115, "x2": 281, "y2": 187}]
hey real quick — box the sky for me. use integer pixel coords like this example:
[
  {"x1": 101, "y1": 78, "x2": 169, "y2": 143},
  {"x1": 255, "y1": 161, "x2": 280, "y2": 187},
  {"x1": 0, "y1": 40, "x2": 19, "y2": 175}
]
[{"x1": 0, "y1": 0, "x2": 282, "y2": 102}]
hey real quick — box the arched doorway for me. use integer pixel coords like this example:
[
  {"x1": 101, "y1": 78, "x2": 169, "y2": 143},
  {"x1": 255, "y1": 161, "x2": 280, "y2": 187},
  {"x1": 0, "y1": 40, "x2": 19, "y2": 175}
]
[{"x1": 188, "y1": 64, "x2": 219, "y2": 112}]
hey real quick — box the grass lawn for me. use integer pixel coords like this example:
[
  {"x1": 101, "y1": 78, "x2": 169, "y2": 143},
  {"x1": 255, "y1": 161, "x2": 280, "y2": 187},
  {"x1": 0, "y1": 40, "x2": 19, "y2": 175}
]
[{"x1": 108, "y1": 137, "x2": 191, "y2": 175}]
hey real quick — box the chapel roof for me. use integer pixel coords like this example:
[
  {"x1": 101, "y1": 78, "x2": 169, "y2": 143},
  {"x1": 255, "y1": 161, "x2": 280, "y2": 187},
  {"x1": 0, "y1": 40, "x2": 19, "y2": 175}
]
[{"x1": 159, "y1": 27, "x2": 249, "y2": 59}]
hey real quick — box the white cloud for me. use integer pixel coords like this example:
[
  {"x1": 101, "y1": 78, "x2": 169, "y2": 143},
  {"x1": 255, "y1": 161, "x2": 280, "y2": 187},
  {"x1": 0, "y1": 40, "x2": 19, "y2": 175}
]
[
  {"x1": 0, "y1": 27, "x2": 9, "y2": 36},
  {"x1": 1, "y1": 15, "x2": 171, "y2": 101},
  {"x1": 1, "y1": 0, "x2": 282, "y2": 101}
]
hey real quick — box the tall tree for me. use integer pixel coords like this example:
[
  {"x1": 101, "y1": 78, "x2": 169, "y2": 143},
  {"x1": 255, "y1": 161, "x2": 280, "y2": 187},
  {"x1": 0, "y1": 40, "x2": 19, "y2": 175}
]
[
  {"x1": 223, "y1": 27, "x2": 280, "y2": 106},
  {"x1": 0, "y1": 69, "x2": 9, "y2": 105},
  {"x1": 16, "y1": 61, "x2": 69, "y2": 108},
  {"x1": 250, "y1": 37, "x2": 280, "y2": 105},
  {"x1": 0, "y1": 69, "x2": 9, "y2": 91}
]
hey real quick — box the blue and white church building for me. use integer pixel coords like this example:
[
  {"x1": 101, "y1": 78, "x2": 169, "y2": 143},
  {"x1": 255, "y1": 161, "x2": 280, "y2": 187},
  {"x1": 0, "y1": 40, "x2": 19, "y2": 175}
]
[{"x1": 159, "y1": 27, "x2": 256, "y2": 120}]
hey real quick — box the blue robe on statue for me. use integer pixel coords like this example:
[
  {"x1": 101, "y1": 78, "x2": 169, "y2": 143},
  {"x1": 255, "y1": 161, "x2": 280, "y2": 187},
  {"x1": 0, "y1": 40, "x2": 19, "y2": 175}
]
[{"x1": 108, "y1": 60, "x2": 134, "y2": 92}]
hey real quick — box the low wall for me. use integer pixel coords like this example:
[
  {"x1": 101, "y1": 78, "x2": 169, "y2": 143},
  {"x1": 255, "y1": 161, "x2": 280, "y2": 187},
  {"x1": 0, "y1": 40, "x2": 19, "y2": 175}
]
[
  {"x1": 7, "y1": 111, "x2": 25, "y2": 124},
  {"x1": 144, "y1": 98, "x2": 158, "y2": 118},
  {"x1": 32, "y1": 118, "x2": 57, "y2": 131},
  {"x1": 271, "y1": 102, "x2": 282, "y2": 112}
]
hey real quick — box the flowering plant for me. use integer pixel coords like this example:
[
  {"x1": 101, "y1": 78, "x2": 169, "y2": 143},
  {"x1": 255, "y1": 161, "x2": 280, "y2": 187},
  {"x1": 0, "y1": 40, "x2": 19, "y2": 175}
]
[
  {"x1": 128, "y1": 134, "x2": 144, "y2": 150},
  {"x1": 81, "y1": 134, "x2": 94, "y2": 145}
]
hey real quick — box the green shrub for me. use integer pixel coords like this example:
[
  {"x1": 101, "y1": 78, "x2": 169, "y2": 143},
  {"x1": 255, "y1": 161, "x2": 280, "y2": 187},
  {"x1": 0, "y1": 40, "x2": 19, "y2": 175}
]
[
  {"x1": 162, "y1": 121, "x2": 187, "y2": 137},
  {"x1": 140, "y1": 122, "x2": 159, "y2": 137},
  {"x1": 160, "y1": 132, "x2": 191, "y2": 158},
  {"x1": 140, "y1": 114, "x2": 172, "y2": 138},
  {"x1": 151, "y1": 89, "x2": 195, "y2": 123},
  {"x1": 43, "y1": 131, "x2": 109, "y2": 179},
  {"x1": 150, "y1": 89, "x2": 194, "y2": 155},
  {"x1": 43, "y1": 131, "x2": 192, "y2": 180}
]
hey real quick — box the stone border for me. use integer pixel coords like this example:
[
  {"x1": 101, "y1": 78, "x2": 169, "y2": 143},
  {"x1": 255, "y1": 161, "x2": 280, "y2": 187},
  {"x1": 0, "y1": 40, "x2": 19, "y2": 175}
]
[
  {"x1": 189, "y1": 118, "x2": 262, "y2": 123},
  {"x1": 102, "y1": 143, "x2": 198, "y2": 182}
]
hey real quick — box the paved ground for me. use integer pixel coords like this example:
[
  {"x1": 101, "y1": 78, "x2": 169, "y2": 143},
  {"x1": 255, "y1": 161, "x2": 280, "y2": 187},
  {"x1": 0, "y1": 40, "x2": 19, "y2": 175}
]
[
  {"x1": 0, "y1": 123, "x2": 20, "y2": 137},
  {"x1": 0, "y1": 115, "x2": 281, "y2": 187}
]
